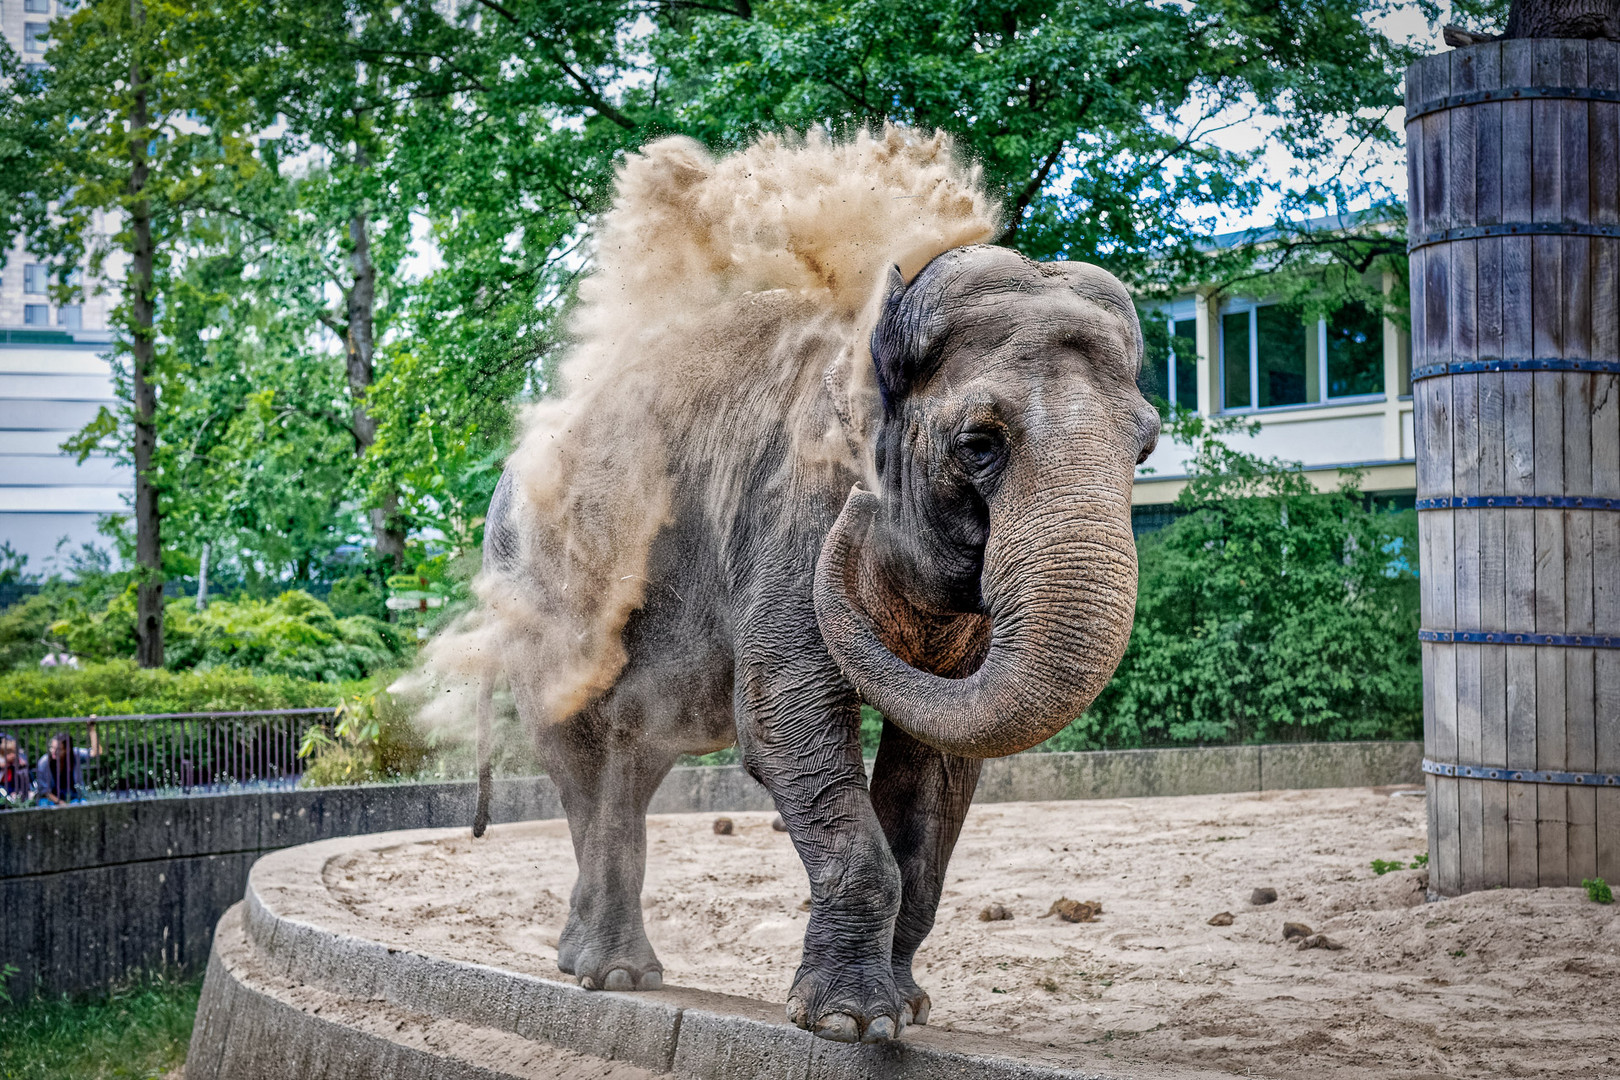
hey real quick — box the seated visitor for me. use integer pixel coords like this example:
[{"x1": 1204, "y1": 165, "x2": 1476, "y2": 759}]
[
  {"x1": 0, "y1": 735, "x2": 30, "y2": 808},
  {"x1": 34, "y1": 723, "x2": 100, "y2": 807}
]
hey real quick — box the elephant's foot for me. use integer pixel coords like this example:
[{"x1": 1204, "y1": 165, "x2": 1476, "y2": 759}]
[
  {"x1": 893, "y1": 969, "x2": 931, "y2": 1027},
  {"x1": 556, "y1": 911, "x2": 663, "y2": 991},
  {"x1": 785, "y1": 958, "x2": 905, "y2": 1043}
]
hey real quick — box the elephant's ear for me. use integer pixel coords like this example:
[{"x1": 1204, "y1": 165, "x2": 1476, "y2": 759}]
[
  {"x1": 869, "y1": 265, "x2": 910, "y2": 413},
  {"x1": 869, "y1": 261, "x2": 949, "y2": 416}
]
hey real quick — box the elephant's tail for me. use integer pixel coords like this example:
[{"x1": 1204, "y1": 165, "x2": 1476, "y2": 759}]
[{"x1": 472, "y1": 669, "x2": 494, "y2": 838}]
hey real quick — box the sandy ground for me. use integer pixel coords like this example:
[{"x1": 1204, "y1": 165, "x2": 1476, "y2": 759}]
[{"x1": 323, "y1": 788, "x2": 1618, "y2": 1079}]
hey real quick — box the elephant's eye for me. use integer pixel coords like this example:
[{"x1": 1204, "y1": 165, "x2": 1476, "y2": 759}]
[{"x1": 953, "y1": 430, "x2": 1005, "y2": 474}]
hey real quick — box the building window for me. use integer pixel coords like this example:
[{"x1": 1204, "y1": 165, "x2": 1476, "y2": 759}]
[
  {"x1": 1255, "y1": 303, "x2": 1309, "y2": 408},
  {"x1": 24, "y1": 0, "x2": 50, "y2": 13},
  {"x1": 1221, "y1": 299, "x2": 1389, "y2": 412},
  {"x1": 24, "y1": 22, "x2": 49, "y2": 51},
  {"x1": 23, "y1": 263, "x2": 49, "y2": 294},
  {"x1": 1326, "y1": 301, "x2": 1385, "y2": 398},
  {"x1": 1168, "y1": 317, "x2": 1197, "y2": 409},
  {"x1": 24, "y1": 304, "x2": 50, "y2": 326},
  {"x1": 58, "y1": 305, "x2": 82, "y2": 330},
  {"x1": 1221, "y1": 310, "x2": 1251, "y2": 410}
]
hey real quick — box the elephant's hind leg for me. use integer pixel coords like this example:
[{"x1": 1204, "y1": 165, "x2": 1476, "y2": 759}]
[
  {"x1": 532, "y1": 702, "x2": 678, "y2": 992},
  {"x1": 869, "y1": 720, "x2": 983, "y2": 1027}
]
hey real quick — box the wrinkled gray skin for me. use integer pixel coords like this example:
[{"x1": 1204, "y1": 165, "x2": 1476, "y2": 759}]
[{"x1": 483, "y1": 246, "x2": 1158, "y2": 1043}]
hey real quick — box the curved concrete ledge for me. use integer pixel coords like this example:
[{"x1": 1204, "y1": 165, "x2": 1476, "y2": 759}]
[{"x1": 188, "y1": 828, "x2": 1197, "y2": 1080}]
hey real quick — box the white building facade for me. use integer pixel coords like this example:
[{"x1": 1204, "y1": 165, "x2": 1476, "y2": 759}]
[
  {"x1": 0, "y1": 0, "x2": 127, "y2": 572},
  {"x1": 1134, "y1": 278, "x2": 1415, "y2": 525}
]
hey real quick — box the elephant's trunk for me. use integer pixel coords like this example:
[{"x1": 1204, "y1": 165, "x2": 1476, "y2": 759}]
[{"x1": 813, "y1": 458, "x2": 1138, "y2": 759}]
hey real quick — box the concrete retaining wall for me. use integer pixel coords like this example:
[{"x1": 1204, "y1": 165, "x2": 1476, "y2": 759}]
[{"x1": 0, "y1": 740, "x2": 1420, "y2": 997}]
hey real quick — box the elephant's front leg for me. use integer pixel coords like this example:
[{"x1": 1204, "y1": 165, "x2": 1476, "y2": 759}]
[
  {"x1": 868, "y1": 719, "x2": 983, "y2": 1027},
  {"x1": 733, "y1": 622, "x2": 904, "y2": 1044}
]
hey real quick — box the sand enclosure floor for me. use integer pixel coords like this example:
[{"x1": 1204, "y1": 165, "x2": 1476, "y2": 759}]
[{"x1": 324, "y1": 788, "x2": 1618, "y2": 1079}]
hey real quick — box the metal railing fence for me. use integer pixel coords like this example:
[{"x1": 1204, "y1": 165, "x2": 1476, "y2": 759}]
[{"x1": 0, "y1": 708, "x2": 336, "y2": 804}]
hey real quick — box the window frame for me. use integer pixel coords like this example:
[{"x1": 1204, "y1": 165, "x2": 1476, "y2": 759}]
[
  {"x1": 24, "y1": 21, "x2": 49, "y2": 52},
  {"x1": 23, "y1": 304, "x2": 51, "y2": 327},
  {"x1": 1219, "y1": 299, "x2": 1387, "y2": 414},
  {"x1": 23, "y1": 263, "x2": 49, "y2": 295},
  {"x1": 1161, "y1": 297, "x2": 1199, "y2": 412}
]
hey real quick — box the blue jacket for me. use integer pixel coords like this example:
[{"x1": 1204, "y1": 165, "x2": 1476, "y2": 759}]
[{"x1": 34, "y1": 748, "x2": 90, "y2": 802}]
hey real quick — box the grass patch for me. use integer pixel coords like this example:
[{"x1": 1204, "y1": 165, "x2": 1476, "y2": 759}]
[
  {"x1": 0, "y1": 975, "x2": 200, "y2": 1080},
  {"x1": 1583, "y1": 877, "x2": 1612, "y2": 904}
]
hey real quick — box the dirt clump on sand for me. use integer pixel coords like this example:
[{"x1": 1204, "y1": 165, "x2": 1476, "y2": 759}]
[
  {"x1": 327, "y1": 788, "x2": 1619, "y2": 1080},
  {"x1": 1044, "y1": 898, "x2": 1103, "y2": 923}
]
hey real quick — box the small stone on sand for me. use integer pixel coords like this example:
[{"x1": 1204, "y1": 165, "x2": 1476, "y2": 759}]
[
  {"x1": 713, "y1": 817, "x2": 734, "y2": 835},
  {"x1": 1298, "y1": 934, "x2": 1344, "y2": 951},
  {"x1": 771, "y1": 815, "x2": 788, "y2": 832},
  {"x1": 1251, "y1": 887, "x2": 1278, "y2": 905},
  {"x1": 1044, "y1": 898, "x2": 1103, "y2": 923},
  {"x1": 798, "y1": 898, "x2": 811, "y2": 911},
  {"x1": 1207, "y1": 911, "x2": 1235, "y2": 926},
  {"x1": 978, "y1": 903, "x2": 1012, "y2": 922},
  {"x1": 1282, "y1": 921, "x2": 1314, "y2": 941}
]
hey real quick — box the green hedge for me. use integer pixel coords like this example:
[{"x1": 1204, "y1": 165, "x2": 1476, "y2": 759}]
[
  {"x1": 0, "y1": 661, "x2": 348, "y2": 720},
  {"x1": 41, "y1": 589, "x2": 409, "y2": 683}
]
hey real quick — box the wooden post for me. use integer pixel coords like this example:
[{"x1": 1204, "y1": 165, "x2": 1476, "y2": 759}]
[{"x1": 1407, "y1": 39, "x2": 1620, "y2": 895}]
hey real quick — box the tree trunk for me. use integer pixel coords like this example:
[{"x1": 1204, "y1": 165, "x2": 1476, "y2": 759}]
[
  {"x1": 344, "y1": 200, "x2": 406, "y2": 569},
  {"x1": 129, "y1": 0, "x2": 163, "y2": 669},
  {"x1": 1508, "y1": 0, "x2": 1619, "y2": 39}
]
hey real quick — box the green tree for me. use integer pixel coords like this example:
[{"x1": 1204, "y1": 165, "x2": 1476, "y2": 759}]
[
  {"x1": 0, "y1": 0, "x2": 259, "y2": 665},
  {"x1": 354, "y1": 0, "x2": 1425, "y2": 546},
  {"x1": 224, "y1": 0, "x2": 479, "y2": 569}
]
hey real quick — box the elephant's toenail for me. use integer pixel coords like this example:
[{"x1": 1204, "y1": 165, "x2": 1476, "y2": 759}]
[
  {"x1": 786, "y1": 998, "x2": 809, "y2": 1027},
  {"x1": 814, "y1": 1013, "x2": 860, "y2": 1042},
  {"x1": 638, "y1": 970, "x2": 662, "y2": 991},
  {"x1": 912, "y1": 997, "x2": 931, "y2": 1026},
  {"x1": 579, "y1": 975, "x2": 599, "y2": 990},
  {"x1": 603, "y1": 969, "x2": 634, "y2": 991},
  {"x1": 862, "y1": 1016, "x2": 896, "y2": 1042},
  {"x1": 900, "y1": 1003, "x2": 914, "y2": 1028}
]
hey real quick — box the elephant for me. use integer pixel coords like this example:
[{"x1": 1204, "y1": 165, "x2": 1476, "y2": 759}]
[{"x1": 448, "y1": 128, "x2": 1157, "y2": 1045}]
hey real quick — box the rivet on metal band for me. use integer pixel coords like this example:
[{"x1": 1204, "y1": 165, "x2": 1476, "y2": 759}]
[
  {"x1": 1419, "y1": 629, "x2": 1620, "y2": 648},
  {"x1": 1408, "y1": 222, "x2": 1620, "y2": 252},
  {"x1": 1410, "y1": 357, "x2": 1620, "y2": 382},
  {"x1": 1406, "y1": 85, "x2": 1620, "y2": 123},
  {"x1": 1415, "y1": 495, "x2": 1620, "y2": 510},
  {"x1": 1423, "y1": 759, "x2": 1620, "y2": 787}
]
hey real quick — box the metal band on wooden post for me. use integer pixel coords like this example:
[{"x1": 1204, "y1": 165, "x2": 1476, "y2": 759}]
[
  {"x1": 1409, "y1": 221, "x2": 1620, "y2": 251},
  {"x1": 1407, "y1": 85, "x2": 1620, "y2": 121},
  {"x1": 1415, "y1": 495, "x2": 1620, "y2": 508},
  {"x1": 1418, "y1": 629, "x2": 1620, "y2": 647},
  {"x1": 1423, "y1": 759, "x2": 1620, "y2": 786},
  {"x1": 1411, "y1": 358, "x2": 1620, "y2": 381},
  {"x1": 1405, "y1": 39, "x2": 1620, "y2": 898}
]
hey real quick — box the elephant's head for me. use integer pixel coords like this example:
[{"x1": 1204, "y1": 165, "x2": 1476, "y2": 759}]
[{"x1": 814, "y1": 245, "x2": 1158, "y2": 758}]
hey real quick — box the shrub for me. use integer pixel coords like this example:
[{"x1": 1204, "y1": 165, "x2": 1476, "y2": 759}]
[
  {"x1": 297, "y1": 681, "x2": 432, "y2": 787},
  {"x1": 1584, "y1": 877, "x2": 1613, "y2": 904},
  {"x1": 1043, "y1": 413, "x2": 1421, "y2": 751},
  {"x1": 46, "y1": 589, "x2": 410, "y2": 683},
  {"x1": 0, "y1": 660, "x2": 347, "y2": 719}
]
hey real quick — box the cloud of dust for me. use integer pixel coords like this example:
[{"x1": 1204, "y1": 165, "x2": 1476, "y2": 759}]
[{"x1": 408, "y1": 124, "x2": 999, "y2": 750}]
